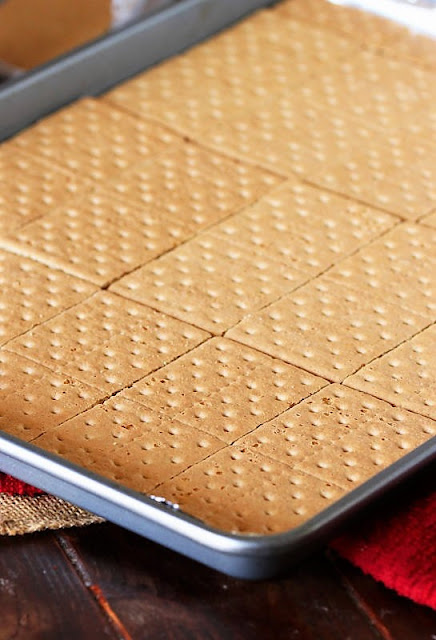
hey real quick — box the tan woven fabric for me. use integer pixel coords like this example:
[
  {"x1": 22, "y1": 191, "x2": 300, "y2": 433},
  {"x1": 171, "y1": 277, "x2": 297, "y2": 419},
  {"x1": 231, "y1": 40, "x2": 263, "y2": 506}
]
[{"x1": 0, "y1": 494, "x2": 102, "y2": 535}]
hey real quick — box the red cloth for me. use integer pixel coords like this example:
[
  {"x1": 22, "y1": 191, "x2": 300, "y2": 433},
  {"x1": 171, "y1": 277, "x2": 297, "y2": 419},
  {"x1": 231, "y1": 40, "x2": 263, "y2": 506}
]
[
  {"x1": 1, "y1": 472, "x2": 434, "y2": 609},
  {"x1": 0, "y1": 472, "x2": 44, "y2": 496},
  {"x1": 332, "y1": 489, "x2": 436, "y2": 610}
]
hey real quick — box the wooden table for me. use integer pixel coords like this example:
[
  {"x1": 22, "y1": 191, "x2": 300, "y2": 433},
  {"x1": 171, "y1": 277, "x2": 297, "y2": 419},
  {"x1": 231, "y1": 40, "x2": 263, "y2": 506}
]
[{"x1": 1, "y1": 522, "x2": 435, "y2": 639}]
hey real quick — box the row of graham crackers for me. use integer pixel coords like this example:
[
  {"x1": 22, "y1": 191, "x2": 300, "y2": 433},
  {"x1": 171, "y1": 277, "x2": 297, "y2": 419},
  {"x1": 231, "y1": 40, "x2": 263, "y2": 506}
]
[{"x1": 0, "y1": 0, "x2": 435, "y2": 534}]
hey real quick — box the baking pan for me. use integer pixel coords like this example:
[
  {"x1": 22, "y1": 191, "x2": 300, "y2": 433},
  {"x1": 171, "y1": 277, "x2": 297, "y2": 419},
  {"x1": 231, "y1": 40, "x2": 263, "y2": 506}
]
[
  {"x1": 1, "y1": 432, "x2": 434, "y2": 579},
  {"x1": 0, "y1": 0, "x2": 276, "y2": 141},
  {"x1": 1, "y1": 0, "x2": 435, "y2": 580}
]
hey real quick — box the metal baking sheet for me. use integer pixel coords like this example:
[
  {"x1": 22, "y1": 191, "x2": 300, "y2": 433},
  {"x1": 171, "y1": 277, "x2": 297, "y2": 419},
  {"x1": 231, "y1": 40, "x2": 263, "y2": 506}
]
[
  {"x1": 1, "y1": 433, "x2": 434, "y2": 579},
  {"x1": 0, "y1": 0, "x2": 435, "y2": 580},
  {"x1": 0, "y1": 0, "x2": 275, "y2": 141}
]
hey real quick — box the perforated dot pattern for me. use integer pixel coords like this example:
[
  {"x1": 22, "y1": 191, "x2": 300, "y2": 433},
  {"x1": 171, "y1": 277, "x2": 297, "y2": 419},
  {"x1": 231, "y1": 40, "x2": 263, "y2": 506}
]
[
  {"x1": 0, "y1": 350, "x2": 103, "y2": 441},
  {"x1": 327, "y1": 223, "x2": 436, "y2": 319},
  {"x1": 123, "y1": 337, "x2": 327, "y2": 443},
  {"x1": 275, "y1": 0, "x2": 406, "y2": 49},
  {"x1": 0, "y1": 250, "x2": 97, "y2": 346},
  {"x1": 0, "y1": 149, "x2": 92, "y2": 234},
  {"x1": 111, "y1": 230, "x2": 308, "y2": 334},
  {"x1": 238, "y1": 384, "x2": 435, "y2": 490},
  {"x1": 198, "y1": 98, "x2": 392, "y2": 177},
  {"x1": 100, "y1": 141, "x2": 282, "y2": 234},
  {"x1": 35, "y1": 396, "x2": 223, "y2": 494},
  {"x1": 346, "y1": 324, "x2": 436, "y2": 420},
  {"x1": 2, "y1": 191, "x2": 189, "y2": 286},
  {"x1": 158, "y1": 446, "x2": 346, "y2": 534},
  {"x1": 8, "y1": 98, "x2": 184, "y2": 181},
  {"x1": 8, "y1": 291, "x2": 209, "y2": 393},
  {"x1": 105, "y1": 10, "x2": 356, "y2": 136},
  {"x1": 227, "y1": 275, "x2": 430, "y2": 382},
  {"x1": 215, "y1": 178, "x2": 396, "y2": 275},
  {"x1": 308, "y1": 150, "x2": 436, "y2": 220}
]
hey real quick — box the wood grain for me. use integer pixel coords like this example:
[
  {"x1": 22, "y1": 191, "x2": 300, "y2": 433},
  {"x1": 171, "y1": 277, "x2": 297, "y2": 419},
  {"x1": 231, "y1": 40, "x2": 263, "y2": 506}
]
[
  {"x1": 0, "y1": 532, "x2": 115, "y2": 640},
  {"x1": 1, "y1": 523, "x2": 434, "y2": 639}
]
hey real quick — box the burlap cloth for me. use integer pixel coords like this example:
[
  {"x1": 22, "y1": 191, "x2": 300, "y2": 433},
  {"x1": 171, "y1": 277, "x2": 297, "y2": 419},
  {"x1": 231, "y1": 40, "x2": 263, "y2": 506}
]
[{"x1": 0, "y1": 493, "x2": 102, "y2": 536}]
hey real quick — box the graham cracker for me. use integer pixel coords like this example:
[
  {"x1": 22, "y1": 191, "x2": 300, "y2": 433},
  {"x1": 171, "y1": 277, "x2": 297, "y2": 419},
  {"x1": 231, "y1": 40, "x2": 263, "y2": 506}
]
[
  {"x1": 227, "y1": 275, "x2": 430, "y2": 382},
  {"x1": 122, "y1": 337, "x2": 327, "y2": 443},
  {"x1": 7, "y1": 291, "x2": 209, "y2": 394},
  {"x1": 34, "y1": 396, "x2": 224, "y2": 494},
  {"x1": 214, "y1": 178, "x2": 397, "y2": 274},
  {"x1": 318, "y1": 52, "x2": 436, "y2": 108},
  {"x1": 104, "y1": 9, "x2": 357, "y2": 137},
  {"x1": 98, "y1": 141, "x2": 282, "y2": 233},
  {"x1": 307, "y1": 152, "x2": 435, "y2": 220},
  {"x1": 112, "y1": 179, "x2": 396, "y2": 333},
  {"x1": 0, "y1": 350, "x2": 103, "y2": 442},
  {"x1": 0, "y1": 148, "x2": 92, "y2": 233},
  {"x1": 111, "y1": 229, "x2": 309, "y2": 335},
  {"x1": 0, "y1": 250, "x2": 97, "y2": 346},
  {"x1": 0, "y1": 165, "x2": 92, "y2": 235},
  {"x1": 237, "y1": 384, "x2": 435, "y2": 490},
  {"x1": 390, "y1": 29, "x2": 436, "y2": 72},
  {"x1": 157, "y1": 446, "x2": 346, "y2": 534},
  {"x1": 1, "y1": 191, "x2": 188, "y2": 287},
  {"x1": 7, "y1": 98, "x2": 184, "y2": 182},
  {"x1": 275, "y1": 0, "x2": 406, "y2": 50},
  {"x1": 346, "y1": 324, "x2": 436, "y2": 421},
  {"x1": 297, "y1": 66, "x2": 436, "y2": 142},
  {"x1": 327, "y1": 223, "x2": 436, "y2": 320},
  {"x1": 197, "y1": 98, "x2": 388, "y2": 178},
  {"x1": 420, "y1": 210, "x2": 436, "y2": 229}
]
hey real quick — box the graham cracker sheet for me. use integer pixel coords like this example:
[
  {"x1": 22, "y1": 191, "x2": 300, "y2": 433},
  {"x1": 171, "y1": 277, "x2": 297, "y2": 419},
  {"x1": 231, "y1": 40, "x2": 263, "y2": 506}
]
[
  {"x1": 236, "y1": 384, "x2": 435, "y2": 490},
  {"x1": 110, "y1": 228, "x2": 311, "y2": 334},
  {"x1": 0, "y1": 191, "x2": 191, "y2": 288},
  {"x1": 1, "y1": 0, "x2": 435, "y2": 537},
  {"x1": 122, "y1": 337, "x2": 328, "y2": 443},
  {"x1": 326, "y1": 223, "x2": 436, "y2": 320},
  {"x1": 0, "y1": 351, "x2": 104, "y2": 442},
  {"x1": 0, "y1": 147, "x2": 95, "y2": 234},
  {"x1": 276, "y1": 0, "x2": 436, "y2": 71},
  {"x1": 346, "y1": 324, "x2": 436, "y2": 421},
  {"x1": 157, "y1": 446, "x2": 347, "y2": 535},
  {"x1": 33, "y1": 395, "x2": 224, "y2": 495},
  {"x1": 0, "y1": 142, "x2": 281, "y2": 287},
  {"x1": 105, "y1": 9, "x2": 359, "y2": 136},
  {"x1": 7, "y1": 291, "x2": 209, "y2": 394},
  {"x1": 274, "y1": 0, "x2": 407, "y2": 49},
  {"x1": 226, "y1": 274, "x2": 431, "y2": 383},
  {"x1": 0, "y1": 250, "x2": 97, "y2": 346},
  {"x1": 5, "y1": 98, "x2": 185, "y2": 184}
]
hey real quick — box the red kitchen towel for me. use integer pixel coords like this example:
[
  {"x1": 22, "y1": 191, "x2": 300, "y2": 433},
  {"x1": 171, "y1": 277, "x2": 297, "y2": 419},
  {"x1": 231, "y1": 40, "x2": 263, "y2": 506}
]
[
  {"x1": 0, "y1": 473, "x2": 44, "y2": 497},
  {"x1": 331, "y1": 489, "x2": 436, "y2": 610},
  {"x1": 1, "y1": 471, "x2": 435, "y2": 609}
]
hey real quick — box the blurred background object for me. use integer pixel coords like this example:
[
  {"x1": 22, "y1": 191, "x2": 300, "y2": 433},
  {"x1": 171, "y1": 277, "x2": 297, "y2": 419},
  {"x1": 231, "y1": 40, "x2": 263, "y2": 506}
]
[
  {"x1": 0, "y1": 0, "x2": 174, "y2": 74},
  {"x1": 330, "y1": 0, "x2": 436, "y2": 37}
]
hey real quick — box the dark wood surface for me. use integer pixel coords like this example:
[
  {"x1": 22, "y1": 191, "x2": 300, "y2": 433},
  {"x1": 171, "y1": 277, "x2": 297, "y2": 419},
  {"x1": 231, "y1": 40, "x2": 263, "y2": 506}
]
[{"x1": 1, "y1": 523, "x2": 435, "y2": 640}]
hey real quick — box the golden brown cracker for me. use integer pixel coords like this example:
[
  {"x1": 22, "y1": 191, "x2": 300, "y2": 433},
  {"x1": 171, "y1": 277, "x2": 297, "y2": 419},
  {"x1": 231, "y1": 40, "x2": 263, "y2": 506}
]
[
  {"x1": 35, "y1": 396, "x2": 224, "y2": 494},
  {"x1": 227, "y1": 275, "x2": 430, "y2": 382},
  {"x1": 157, "y1": 446, "x2": 345, "y2": 534},
  {"x1": 8, "y1": 291, "x2": 209, "y2": 393},
  {"x1": 346, "y1": 324, "x2": 436, "y2": 420},
  {"x1": 0, "y1": 350, "x2": 104, "y2": 442}
]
